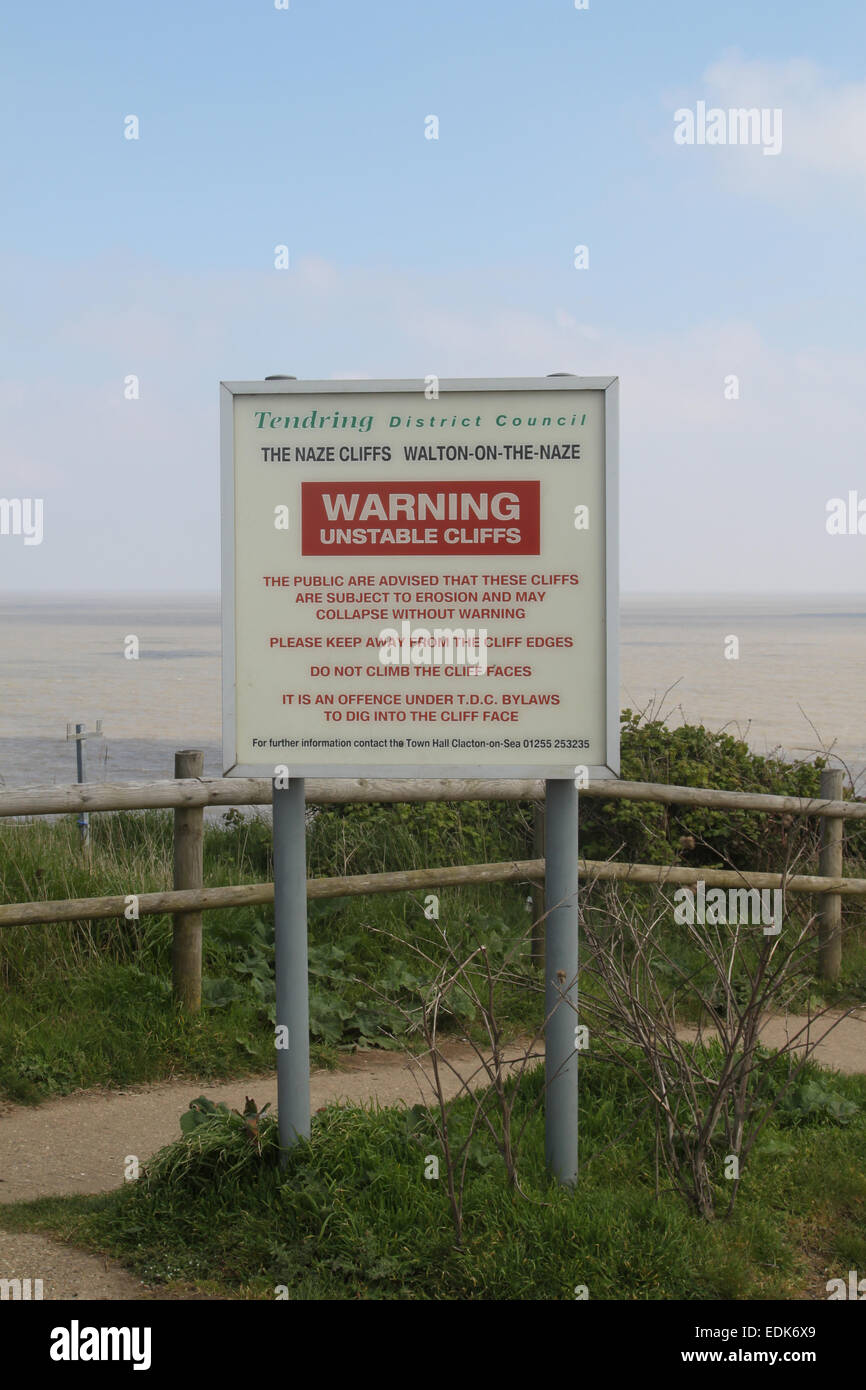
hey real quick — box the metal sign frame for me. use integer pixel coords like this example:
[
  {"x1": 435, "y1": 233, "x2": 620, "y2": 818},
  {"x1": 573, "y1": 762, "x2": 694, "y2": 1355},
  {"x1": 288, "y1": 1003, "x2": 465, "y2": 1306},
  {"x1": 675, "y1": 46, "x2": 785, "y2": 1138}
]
[{"x1": 220, "y1": 375, "x2": 619, "y2": 782}]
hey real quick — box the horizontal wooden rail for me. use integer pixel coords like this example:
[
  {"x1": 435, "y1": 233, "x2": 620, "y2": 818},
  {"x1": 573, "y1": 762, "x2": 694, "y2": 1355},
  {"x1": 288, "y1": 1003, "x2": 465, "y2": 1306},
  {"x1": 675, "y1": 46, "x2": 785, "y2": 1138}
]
[
  {"x1": 0, "y1": 775, "x2": 862, "y2": 821},
  {"x1": 2, "y1": 857, "x2": 864, "y2": 929}
]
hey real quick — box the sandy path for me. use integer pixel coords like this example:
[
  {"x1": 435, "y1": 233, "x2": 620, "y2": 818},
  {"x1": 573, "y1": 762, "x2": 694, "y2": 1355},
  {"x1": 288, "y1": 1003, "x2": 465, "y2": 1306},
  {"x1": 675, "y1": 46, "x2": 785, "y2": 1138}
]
[
  {"x1": 0, "y1": 1235, "x2": 147, "y2": 1301},
  {"x1": 0, "y1": 1041, "x2": 531, "y2": 1299},
  {"x1": 0, "y1": 1042, "x2": 531, "y2": 1207},
  {"x1": 744, "y1": 1009, "x2": 866, "y2": 1071}
]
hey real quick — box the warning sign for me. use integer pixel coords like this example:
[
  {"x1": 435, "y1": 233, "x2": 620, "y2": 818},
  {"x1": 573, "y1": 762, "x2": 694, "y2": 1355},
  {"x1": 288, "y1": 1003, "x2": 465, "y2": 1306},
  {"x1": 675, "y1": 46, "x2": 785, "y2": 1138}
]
[
  {"x1": 300, "y1": 480, "x2": 541, "y2": 554},
  {"x1": 220, "y1": 376, "x2": 619, "y2": 779}
]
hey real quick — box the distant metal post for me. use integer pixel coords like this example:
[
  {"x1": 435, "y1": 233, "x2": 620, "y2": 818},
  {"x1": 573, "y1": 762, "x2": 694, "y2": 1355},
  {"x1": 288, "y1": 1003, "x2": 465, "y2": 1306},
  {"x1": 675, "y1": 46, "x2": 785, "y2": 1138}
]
[
  {"x1": 66, "y1": 720, "x2": 102, "y2": 859},
  {"x1": 273, "y1": 777, "x2": 311, "y2": 1160},
  {"x1": 544, "y1": 778, "x2": 579, "y2": 1185},
  {"x1": 818, "y1": 768, "x2": 844, "y2": 980},
  {"x1": 172, "y1": 750, "x2": 204, "y2": 1012}
]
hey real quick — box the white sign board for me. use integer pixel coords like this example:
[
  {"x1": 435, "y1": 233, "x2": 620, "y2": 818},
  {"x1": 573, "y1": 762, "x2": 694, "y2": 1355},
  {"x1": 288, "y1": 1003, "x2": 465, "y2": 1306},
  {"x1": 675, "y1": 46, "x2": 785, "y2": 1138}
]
[{"x1": 221, "y1": 377, "x2": 618, "y2": 779}]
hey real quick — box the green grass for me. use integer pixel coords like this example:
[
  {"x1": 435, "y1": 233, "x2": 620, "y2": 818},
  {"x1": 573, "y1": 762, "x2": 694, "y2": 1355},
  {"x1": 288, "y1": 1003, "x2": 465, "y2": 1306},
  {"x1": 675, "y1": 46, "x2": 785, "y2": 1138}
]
[
  {"x1": 3, "y1": 715, "x2": 864, "y2": 1301},
  {"x1": 0, "y1": 803, "x2": 542, "y2": 1102},
  {"x1": 2, "y1": 1055, "x2": 864, "y2": 1300}
]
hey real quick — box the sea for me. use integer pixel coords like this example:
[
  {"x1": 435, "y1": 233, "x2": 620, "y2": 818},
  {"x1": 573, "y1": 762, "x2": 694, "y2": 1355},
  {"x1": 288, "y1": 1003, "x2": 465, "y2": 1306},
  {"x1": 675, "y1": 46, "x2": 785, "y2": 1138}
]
[{"x1": 0, "y1": 592, "x2": 864, "y2": 797}]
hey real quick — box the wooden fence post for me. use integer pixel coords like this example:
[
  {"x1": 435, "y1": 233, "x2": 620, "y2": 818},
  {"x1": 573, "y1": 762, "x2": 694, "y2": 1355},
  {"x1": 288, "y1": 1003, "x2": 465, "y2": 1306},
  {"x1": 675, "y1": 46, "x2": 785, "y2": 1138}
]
[
  {"x1": 818, "y1": 767, "x2": 844, "y2": 981},
  {"x1": 531, "y1": 799, "x2": 546, "y2": 970},
  {"x1": 172, "y1": 749, "x2": 204, "y2": 1011}
]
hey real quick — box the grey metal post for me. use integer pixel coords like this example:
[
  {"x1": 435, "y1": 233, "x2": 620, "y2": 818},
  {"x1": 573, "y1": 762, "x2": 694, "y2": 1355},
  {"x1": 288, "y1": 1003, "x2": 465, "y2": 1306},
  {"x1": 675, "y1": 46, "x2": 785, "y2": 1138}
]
[
  {"x1": 66, "y1": 721, "x2": 103, "y2": 854},
  {"x1": 544, "y1": 778, "x2": 579, "y2": 1185},
  {"x1": 273, "y1": 777, "x2": 311, "y2": 1159}
]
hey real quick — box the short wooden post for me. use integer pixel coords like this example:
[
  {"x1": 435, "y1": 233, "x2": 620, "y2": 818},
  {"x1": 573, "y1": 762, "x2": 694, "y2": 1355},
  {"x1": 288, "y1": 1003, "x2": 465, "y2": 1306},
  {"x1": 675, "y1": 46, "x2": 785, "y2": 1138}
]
[
  {"x1": 531, "y1": 799, "x2": 546, "y2": 970},
  {"x1": 172, "y1": 750, "x2": 204, "y2": 1011},
  {"x1": 818, "y1": 768, "x2": 844, "y2": 981}
]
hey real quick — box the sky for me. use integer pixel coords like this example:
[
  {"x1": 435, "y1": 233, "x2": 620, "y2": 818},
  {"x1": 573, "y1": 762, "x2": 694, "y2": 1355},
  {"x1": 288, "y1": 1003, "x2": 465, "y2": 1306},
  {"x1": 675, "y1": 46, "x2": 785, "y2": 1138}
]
[{"x1": 1, "y1": 0, "x2": 865, "y2": 593}]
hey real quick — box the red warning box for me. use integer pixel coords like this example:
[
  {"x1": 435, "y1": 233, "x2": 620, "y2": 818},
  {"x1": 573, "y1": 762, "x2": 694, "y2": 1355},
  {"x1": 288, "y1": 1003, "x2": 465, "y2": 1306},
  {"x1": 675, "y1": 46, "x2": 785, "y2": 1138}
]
[{"x1": 301, "y1": 480, "x2": 540, "y2": 555}]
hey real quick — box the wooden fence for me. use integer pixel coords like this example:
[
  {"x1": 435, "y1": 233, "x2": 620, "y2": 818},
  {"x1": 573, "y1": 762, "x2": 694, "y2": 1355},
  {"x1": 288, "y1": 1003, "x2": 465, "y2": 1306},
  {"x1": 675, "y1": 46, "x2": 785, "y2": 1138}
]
[{"x1": 0, "y1": 760, "x2": 860, "y2": 1008}]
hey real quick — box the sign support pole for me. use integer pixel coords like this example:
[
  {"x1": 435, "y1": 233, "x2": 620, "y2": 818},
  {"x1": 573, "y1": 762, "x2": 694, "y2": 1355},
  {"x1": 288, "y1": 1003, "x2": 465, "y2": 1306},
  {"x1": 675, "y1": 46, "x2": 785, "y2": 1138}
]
[
  {"x1": 544, "y1": 778, "x2": 579, "y2": 1186},
  {"x1": 273, "y1": 777, "x2": 311, "y2": 1162}
]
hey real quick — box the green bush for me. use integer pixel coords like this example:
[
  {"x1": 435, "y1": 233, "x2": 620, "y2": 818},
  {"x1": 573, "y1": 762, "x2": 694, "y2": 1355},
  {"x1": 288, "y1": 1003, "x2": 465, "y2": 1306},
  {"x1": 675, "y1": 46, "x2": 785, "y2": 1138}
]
[
  {"x1": 579, "y1": 709, "x2": 837, "y2": 871},
  {"x1": 304, "y1": 709, "x2": 859, "y2": 877}
]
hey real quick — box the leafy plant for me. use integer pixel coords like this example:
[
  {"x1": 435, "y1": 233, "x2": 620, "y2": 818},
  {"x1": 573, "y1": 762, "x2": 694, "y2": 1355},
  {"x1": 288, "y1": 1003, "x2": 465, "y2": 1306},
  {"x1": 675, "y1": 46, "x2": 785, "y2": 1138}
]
[
  {"x1": 179, "y1": 1095, "x2": 233, "y2": 1134},
  {"x1": 777, "y1": 1079, "x2": 859, "y2": 1127}
]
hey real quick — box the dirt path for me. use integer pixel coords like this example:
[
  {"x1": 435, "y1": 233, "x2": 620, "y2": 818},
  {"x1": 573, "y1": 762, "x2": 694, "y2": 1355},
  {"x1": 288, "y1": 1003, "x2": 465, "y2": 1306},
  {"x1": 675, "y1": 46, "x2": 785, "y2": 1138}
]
[
  {"x1": 734, "y1": 1009, "x2": 866, "y2": 1071},
  {"x1": 0, "y1": 1234, "x2": 146, "y2": 1301},
  {"x1": 1, "y1": 1011, "x2": 863, "y2": 1299},
  {"x1": 0, "y1": 1041, "x2": 529, "y2": 1299},
  {"x1": 0, "y1": 1041, "x2": 525, "y2": 1208}
]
